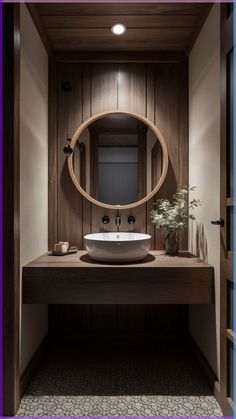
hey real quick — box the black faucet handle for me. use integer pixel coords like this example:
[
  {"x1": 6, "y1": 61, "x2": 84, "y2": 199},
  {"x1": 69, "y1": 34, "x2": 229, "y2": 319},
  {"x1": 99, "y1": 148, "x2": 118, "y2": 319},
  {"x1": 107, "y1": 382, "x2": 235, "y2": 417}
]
[
  {"x1": 102, "y1": 215, "x2": 110, "y2": 225},
  {"x1": 128, "y1": 215, "x2": 135, "y2": 225}
]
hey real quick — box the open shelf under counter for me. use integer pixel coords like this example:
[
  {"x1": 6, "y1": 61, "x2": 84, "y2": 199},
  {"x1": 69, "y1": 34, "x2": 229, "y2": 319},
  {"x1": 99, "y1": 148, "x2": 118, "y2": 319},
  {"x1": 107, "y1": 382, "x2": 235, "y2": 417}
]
[{"x1": 22, "y1": 251, "x2": 214, "y2": 305}]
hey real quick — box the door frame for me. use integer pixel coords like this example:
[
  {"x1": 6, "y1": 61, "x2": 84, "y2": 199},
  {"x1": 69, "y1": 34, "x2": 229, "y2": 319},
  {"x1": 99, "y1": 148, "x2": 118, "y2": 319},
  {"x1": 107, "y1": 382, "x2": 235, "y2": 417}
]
[
  {"x1": 2, "y1": 2, "x2": 233, "y2": 417},
  {"x1": 3, "y1": 3, "x2": 21, "y2": 415},
  {"x1": 220, "y1": 3, "x2": 234, "y2": 416}
]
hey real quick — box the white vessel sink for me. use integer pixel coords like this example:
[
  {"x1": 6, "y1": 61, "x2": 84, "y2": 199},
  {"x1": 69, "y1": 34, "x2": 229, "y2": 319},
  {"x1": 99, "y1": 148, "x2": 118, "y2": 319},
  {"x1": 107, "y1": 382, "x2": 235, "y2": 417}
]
[{"x1": 84, "y1": 232, "x2": 151, "y2": 262}]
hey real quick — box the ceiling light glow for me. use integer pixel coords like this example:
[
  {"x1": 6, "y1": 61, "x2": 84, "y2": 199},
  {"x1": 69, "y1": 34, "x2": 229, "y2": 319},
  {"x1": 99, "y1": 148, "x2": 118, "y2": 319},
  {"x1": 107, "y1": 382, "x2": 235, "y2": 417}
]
[{"x1": 111, "y1": 24, "x2": 126, "y2": 36}]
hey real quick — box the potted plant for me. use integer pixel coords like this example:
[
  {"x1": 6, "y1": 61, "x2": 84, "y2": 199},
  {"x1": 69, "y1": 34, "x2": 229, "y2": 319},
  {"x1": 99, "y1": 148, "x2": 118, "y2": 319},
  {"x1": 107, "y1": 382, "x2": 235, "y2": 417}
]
[{"x1": 150, "y1": 185, "x2": 201, "y2": 255}]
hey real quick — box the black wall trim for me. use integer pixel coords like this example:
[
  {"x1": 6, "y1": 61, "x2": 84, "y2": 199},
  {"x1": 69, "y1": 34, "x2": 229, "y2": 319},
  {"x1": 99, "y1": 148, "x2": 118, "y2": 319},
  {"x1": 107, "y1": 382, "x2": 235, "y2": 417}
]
[{"x1": 3, "y1": 3, "x2": 21, "y2": 415}]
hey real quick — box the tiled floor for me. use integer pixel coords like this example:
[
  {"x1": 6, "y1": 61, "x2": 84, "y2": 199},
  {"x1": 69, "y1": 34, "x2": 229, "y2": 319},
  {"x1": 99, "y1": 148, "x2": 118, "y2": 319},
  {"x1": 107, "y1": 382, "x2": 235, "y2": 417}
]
[{"x1": 17, "y1": 341, "x2": 223, "y2": 417}]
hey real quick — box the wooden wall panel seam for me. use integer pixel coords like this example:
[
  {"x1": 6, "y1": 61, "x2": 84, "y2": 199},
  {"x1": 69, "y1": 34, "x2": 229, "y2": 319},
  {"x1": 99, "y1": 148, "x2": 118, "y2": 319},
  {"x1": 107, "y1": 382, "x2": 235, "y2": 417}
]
[
  {"x1": 52, "y1": 62, "x2": 188, "y2": 246},
  {"x1": 54, "y1": 51, "x2": 187, "y2": 64},
  {"x1": 49, "y1": 59, "x2": 189, "y2": 337}
]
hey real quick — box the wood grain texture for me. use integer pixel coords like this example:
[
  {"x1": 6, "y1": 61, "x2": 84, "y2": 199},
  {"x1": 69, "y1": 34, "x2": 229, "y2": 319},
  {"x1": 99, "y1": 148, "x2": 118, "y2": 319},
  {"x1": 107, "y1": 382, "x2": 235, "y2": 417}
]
[
  {"x1": 49, "y1": 304, "x2": 187, "y2": 335},
  {"x1": 57, "y1": 64, "x2": 83, "y2": 248},
  {"x1": 117, "y1": 64, "x2": 147, "y2": 234},
  {"x1": 23, "y1": 252, "x2": 214, "y2": 305},
  {"x1": 178, "y1": 58, "x2": 189, "y2": 250},
  {"x1": 42, "y1": 14, "x2": 198, "y2": 29},
  {"x1": 220, "y1": 4, "x2": 234, "y2": 415},
  {"x1": 90, "y1": 64, "x2": 118, "y2": 234},
  {"x1": 146, "y1": 64, "x2": 156, "y2": 250},
  {"x1": 48, "y1": 56, "x2": 58, "y2": 250},
  {"x1": 91, "y1": 63, "x2": 118, "y2": 114},
  {"x1": 81, "y1": 64, "x2": 92, "y2": 247},
  {"x1": 29, "y1": 3, "x2": 211, "y2": 53},
  {"x1": 55, "y1": 51, "x2": 186, "y2": 64},
  {"x1": 47, "y1": 28, "x2": 192, "y2": 52},
  {"x1": 153, "y1": 63, "x2": 179, "y2": 249},
  {"x1": 36, "y1": 3, "x2": 208, "y2": 16},
  {"x1": 118, "y1": 64, "x2": 146, "y2": 113},
  {"x1": 50, "y1": 59, "x2": 188, "y2": 343},
  {"x1": 3, "y1": 3, "x2": 21, "y2": 415}
]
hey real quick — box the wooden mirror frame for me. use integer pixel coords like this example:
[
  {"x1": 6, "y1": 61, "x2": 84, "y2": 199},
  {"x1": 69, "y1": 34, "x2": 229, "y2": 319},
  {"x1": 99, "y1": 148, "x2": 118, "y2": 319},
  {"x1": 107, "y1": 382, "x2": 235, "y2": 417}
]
[{"x1": 68, "y1": 110, "x2": 169, "y2": 210}]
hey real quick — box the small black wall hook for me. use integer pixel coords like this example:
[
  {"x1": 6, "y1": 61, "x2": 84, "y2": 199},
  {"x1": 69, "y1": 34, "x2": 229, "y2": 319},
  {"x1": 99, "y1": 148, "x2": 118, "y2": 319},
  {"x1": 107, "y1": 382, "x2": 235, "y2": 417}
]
[
  {"x1": 62, "y1": 81, "x2": 72, "y2": 92},
  {"x1": 63, "y1": 138, "x2": 73, "y2": 155}
]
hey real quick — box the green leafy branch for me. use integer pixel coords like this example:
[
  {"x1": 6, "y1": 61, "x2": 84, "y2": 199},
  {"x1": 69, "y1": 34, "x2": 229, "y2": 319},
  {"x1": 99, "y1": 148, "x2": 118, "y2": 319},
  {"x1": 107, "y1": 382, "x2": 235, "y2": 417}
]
[{"x1": 150, "y1": 185, "x2": 202, "y2": 237}]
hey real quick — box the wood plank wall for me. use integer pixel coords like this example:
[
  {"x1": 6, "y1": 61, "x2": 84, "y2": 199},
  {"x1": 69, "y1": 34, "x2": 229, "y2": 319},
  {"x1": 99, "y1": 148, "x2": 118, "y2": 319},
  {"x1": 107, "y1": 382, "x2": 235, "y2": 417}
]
[{"x1": 49, "y1": 58, "x2": 188, "y2": 336}]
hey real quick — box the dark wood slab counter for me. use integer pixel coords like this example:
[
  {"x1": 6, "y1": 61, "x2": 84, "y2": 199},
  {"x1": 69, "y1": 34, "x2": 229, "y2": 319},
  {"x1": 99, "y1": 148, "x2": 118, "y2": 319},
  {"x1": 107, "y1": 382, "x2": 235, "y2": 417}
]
[{"x1": 22, "y1": 251, "x2": 214, "y2": 305}]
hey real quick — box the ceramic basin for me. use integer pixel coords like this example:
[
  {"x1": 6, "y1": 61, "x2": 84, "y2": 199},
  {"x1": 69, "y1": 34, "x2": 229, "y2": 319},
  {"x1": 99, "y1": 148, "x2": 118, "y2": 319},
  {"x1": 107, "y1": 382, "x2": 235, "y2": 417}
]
[{"x1": 84, "y1": 232, "x2": 151, "y2": 262}]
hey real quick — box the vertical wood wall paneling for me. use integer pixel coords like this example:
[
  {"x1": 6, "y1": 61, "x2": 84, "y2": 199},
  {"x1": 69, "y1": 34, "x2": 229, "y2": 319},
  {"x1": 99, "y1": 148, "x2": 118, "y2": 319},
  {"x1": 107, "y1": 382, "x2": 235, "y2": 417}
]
[
  {"x1": 54, "y1": 61, "x2": 188, "y2": 247},
  {"x1": 146, "y1": 64, "x2": 156, "y2": 249},
  {"x1": 90, "y1": 64, "x2": 119, "y2": 327},
  {"x1": 118, "y1": 63, "x2": 147, "y2": 234},
  {"x1": 49, "y1": 304, "x2": 188, "y2": 336},
  {"x1": 48, "y1": 56, "x2": 58, "y2": 250},
  {"x1": 51, "y1": 59, "x2": 188, "y2": 336},
  {"x1": 81, "y1": 63, "x2": 92, "y2": 247},
  {"x1": 154, "y1": 63, "x2": 179, "y2": 249},
  {"x1": 178, "y1": 57, "x2": 189, "y2": 250},
  {"x1": 57, "y1": 63, "x2": 83, "y2": 248},
  {"x1": 91, "y1": 63, "x2": 118, "y2": 236},
  {"x1": 117, "y1": 63, "x2": 147, "y2": 327}
]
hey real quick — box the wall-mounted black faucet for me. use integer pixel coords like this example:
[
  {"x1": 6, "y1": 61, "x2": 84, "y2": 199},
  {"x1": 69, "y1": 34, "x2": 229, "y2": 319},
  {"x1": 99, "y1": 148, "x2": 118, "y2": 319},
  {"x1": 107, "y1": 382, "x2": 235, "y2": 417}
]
[
  {"x1": 115, "y1": 215, "x2": 121, "y2": 226},
  {"x1": 102, "y1": 214, "x2": 136, "y2": 227}
]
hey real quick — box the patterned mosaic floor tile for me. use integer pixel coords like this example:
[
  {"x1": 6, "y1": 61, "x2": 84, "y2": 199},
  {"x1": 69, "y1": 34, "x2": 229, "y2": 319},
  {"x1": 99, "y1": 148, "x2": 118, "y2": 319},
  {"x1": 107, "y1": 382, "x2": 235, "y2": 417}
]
[{"x1": 17, "y1": 342, "x2": 223, "y2": 417}]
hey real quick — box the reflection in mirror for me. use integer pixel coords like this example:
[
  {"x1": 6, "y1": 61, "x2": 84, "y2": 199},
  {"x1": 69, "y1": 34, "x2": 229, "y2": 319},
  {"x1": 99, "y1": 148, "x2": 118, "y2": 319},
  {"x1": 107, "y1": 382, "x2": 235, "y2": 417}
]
[{"x1": 73, "y1": 114, "x2": 163, "y2": 206}]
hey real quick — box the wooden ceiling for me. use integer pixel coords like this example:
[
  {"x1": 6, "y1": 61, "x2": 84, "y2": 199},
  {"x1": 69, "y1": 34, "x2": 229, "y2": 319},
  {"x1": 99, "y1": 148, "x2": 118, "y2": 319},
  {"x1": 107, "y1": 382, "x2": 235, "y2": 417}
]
[{"x1": 30, "y1": 3, "x2": 212, "y2": 54}]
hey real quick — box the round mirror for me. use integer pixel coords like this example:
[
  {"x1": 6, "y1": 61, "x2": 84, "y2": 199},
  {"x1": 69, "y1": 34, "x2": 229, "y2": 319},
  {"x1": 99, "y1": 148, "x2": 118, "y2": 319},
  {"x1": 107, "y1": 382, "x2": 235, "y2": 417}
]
[{"x1": 68, "y1": 111, "x2": 168, "y2": 210}]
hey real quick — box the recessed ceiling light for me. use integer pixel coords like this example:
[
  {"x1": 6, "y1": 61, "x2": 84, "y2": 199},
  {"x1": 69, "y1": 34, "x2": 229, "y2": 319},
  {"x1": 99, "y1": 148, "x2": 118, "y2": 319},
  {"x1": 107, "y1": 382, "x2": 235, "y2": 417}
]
[{"x1": 111, "y1": 24, "x2": 126, "y2": 36}]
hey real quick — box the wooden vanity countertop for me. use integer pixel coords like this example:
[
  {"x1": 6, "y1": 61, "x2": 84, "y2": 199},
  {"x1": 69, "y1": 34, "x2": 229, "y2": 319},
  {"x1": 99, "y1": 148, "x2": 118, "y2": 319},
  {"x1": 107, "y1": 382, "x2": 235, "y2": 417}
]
[{"x1": 22, "y1": 251, "x2": 214, "y2": 305}]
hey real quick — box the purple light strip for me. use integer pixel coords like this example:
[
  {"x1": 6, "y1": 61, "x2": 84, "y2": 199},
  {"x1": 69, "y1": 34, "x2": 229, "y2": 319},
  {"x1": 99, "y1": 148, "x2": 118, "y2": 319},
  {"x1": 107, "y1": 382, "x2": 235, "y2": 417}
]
[
  {"x1": 2, "y1": 0, "x2": 234, "y2": 3},
  {"x1": 0, "y1": 1, "x2": 234, "y2": 418},
  {"x1": 0, "y1": 0, "x2": 2, "y2": 416},
  {"x1": 234, "y1": 0, "x2": 236, "y2": 412}
]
